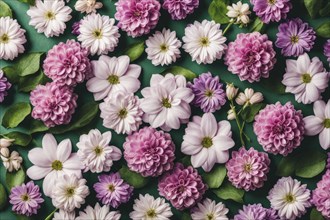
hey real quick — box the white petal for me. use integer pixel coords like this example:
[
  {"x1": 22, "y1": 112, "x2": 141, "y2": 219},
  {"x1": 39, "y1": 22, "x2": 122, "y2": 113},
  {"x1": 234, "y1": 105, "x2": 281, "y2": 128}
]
[
  {"x1": 319, "y1": 128, "x2": 330, "y2": 150},
  {"x1": 191, "y1": 148, "x2": 208, "y2": 168},
  {"x1": 303, "y1": 116, "x2": 324, "y2": 136},
  {"x1": 201, "y1": 113, "x2": 217, "y2": 137}
]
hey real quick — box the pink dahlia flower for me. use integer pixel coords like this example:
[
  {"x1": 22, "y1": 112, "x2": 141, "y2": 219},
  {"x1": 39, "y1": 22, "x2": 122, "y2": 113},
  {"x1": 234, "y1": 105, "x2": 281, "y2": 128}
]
[
  {"x1": 163, "y1": 0, "x2": 199, "y2": 20},
  {"x1": 30, "y1": 82, "x2": 78, "y2": 127},
  {"x1": 254, "y1": 102, "x2": 304, "y2": 156},
  {"x1": 226, "y1": 147, "x2": 270, "y2": 191},
  {"x1": 43, "y1": 40, "x2": 92, "y2": 86},
  {"x1": 312, "y1": 170, "x2": 330, "y2": 219},
  {"x1": 115, "y1": 0, "x2": 161, "y2": 37},
  {"x1": 251, "y1": 0, "x2": 292, "y2": 24},
  {"x1": 158, "y1": 163, "x2": 207, "y2": 210},
  {"x1": 224, "y1": 32, "x2": 276, "y2": 83},
  {"x1": 123, "y1": 127, "x2": 175, "y2": 177}
]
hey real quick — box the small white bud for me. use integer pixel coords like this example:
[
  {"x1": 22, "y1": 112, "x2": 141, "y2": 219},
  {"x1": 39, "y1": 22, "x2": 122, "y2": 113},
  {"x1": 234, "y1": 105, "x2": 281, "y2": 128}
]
[
  {"x1": 227, "y1": 109, "x2": 236, "y2": 120},
  {"x1": 226, "y1": 84, "x2": 239, "y2": 100},
  {"x1": 0, "y1": 138, "x2": 15, "y2": 148}
]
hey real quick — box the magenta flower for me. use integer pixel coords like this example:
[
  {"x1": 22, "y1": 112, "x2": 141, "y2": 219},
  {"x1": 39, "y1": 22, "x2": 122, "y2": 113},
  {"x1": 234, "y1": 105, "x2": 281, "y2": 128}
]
[
  {"x1": 312, "y1": 170, "x2": 330, "y2": 219},
  {"x1": 234, "y1": 204, "x2": 278, "y2": 220},
  {"x1": 327, "y1": 152, "x2": 330, "y2": 169},
  {"x1": 30, "y1": 82, "x2": 78, "y2": 127},
  {"x1": 115, "y1": 0, "x2": 161, "y2": 37},
  {"x1": 224, "y1": 32, "x2": 276, "y2": 83},
  {"x1": 324, "y1": 39, "x2": 330, "y2": 66},
  {"x1": 72, "y1": 21, "x2": 81, "y2": 35},
  {"x1": 254, "y1": 102, "x2": 304, "y2": 156},
  {"x1": 158, "y1": 163, "x2": 207, "y2": 210},
  {"x1": 0, "y1": 70, "x2": 11, "y2": 103},
  {"x1": 163, "y1": 0, "x2": 199, "y2": 20},
  {"x1": 9, "y1": 181, "x2": 44, "y2": 216},
  {"x1": 123, "y1": 126, "x2": 175, "y2": 177},
  {"x1": 43, "y1": 40, "x2": 92, "y2": 86}
]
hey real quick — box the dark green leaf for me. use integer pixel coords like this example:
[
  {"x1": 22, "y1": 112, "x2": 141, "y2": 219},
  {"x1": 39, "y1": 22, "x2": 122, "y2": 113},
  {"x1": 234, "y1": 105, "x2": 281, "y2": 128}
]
[
  {"x1": 208, "y1": 0, "x2": 230, "y2": 24},
  {"x1": 320, "y1": 2, "x2": 330, "y2": 17},
  {"x1": 295, "y1": 150, "x2": 326, "y2": 178},
  {"x1": 0, "y1": 183, "x2": 7, "y2": 210},
  {"x1": 6, "y1": 168, "x2": 26, "y2": 190},
  {"x1": 304, "y1": 0, "x2": 323, "y2": 18},
  {"x1": 182, "y1": 212, "x2": 192, "y2": 220},
  {"x1": 2, "y1": 102, "x2": 31, "y2": 128},
  {"x1": 0, "y1": 1, "x2": 12, "y2": 18},
  {"x1": 180, "y1": 156, "x2": 192, "y2": 167},
  {"x1": 316, "y1": 21, "x2": 330, "y2": 38},
  {"x1": 203, "y1": 165, "x2": 226, "y2": 189},
  {"x1": 310, "y1": 208, "x2": 325, "y2": 220},
  {"x1": 16, "y1": 0, "x2": 35, "y2": 6},
  {"x1": 2, "y1": 66, "x2": 19, "y2": 84},
  {"x1": 250, "y1": 18, "x2": 265, "y2": 33},
  {"x1": 240, "y1": 103, "x2": 265, "y2": 123},
  {"x1": 161, "y1": 66, "x2": 196, "y2": 81},
  {"x1": 124, "y1": 41, "x2": 145, "y2": 62},
  {"x1": 276, "y1": 155, "x2": 297, "y2": 176},
  {"x1": 3, "y1": 132, "x2": 32, "y2": 147},
  {"x1": 15, "y1": 214, "x2": 32, "y2": 220},
  {"x1": 16, "y1": 52, "x2": 43, "y2": 76},
  {"x1": 29, "y1": 120, "x2": 49, "y2": 134},
  {"x1": 213, "y1": 181, "x2": 244, "y2": 203},
  {"x1": 119, "y1": 166, "x2": 149, "y2": 189},
  {"x1": 18, "y1": 70, "x2": 49, "y2": 92}
]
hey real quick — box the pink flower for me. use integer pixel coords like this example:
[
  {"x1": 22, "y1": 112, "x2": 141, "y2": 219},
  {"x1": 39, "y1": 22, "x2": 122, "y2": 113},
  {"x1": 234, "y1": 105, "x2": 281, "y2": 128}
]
[
  {"x1": 224, "y1": 32, "x2": 276, "y2": 83},
  {"x1": 312, "y1": 170, "x2": 330, "y2": 219},
  {"x1": 123, "y1": 127, "x2": 175, "y2": 177},
  {"x1": 251, "y1": 0, "x2": 292, "y2": 24},
  {"x1": 162, "y1": 0, "x2": 199, "y2": 20}
]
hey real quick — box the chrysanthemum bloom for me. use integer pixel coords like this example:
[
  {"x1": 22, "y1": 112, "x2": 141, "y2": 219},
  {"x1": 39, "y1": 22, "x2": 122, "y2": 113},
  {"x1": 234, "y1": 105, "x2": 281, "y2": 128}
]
[
  {"x1": 78, "y1": 13, "x2": 120, "y2": 55},
  {"x1": 43, "y1": 40, "x2": 91, "y2": 87},
  {"x1": 235, "y1": 88, "x2": 263, "y2": 106},
  {"x1": 324, "y1": 39, "x2": 330, "y2": 66},
  {"x1": 77, "y1": 129, "x2": 122, "y2": 173},
  {"x1": 9, "y1": 181, "x2": 44, "y2": 216},
  {"x1": 312, "y1": 170, "x2": 330, "y2": 219},
  {"x1": 254, "y1": 102, "x2": 304, "y2": 156},
  {"x1": 0, "y1": 17, "x2": 26, "y2": 60},
  {"x1": 226, "y1": 1, "x2": 251, "y2": 25},
  {"x1": 182, "y1": 113, "x2": 235, "y2": 172},
  {"x1": 76, "y1": 203, "x2": 121, "y2": 220},
  {"x1": 191, "y1": 198, "x2": 229, "y2": 220},
  {"x1": 145, "y1": 28, "x2": 182, "y2": 66},
  {"x1": 100, "y1": 91, "x2": 143, "y2": 134},
  {"x1": 158, "y1": 163, "x2": 207, "y2": 210},
  {"x1": 27, "y1": 0, "x2": 72, "y2": 37},
  {"x1": 162, "y1": 0, "x2": 199, "y2": 20},
  {"x1": 234, "y1": 204, "x2": 278, "y2": 220},
  {"x1": 130, "y1": 194, "x2": 173, "y2": 220},
  {"x1": 72, "y1": 21, "x2": 81, "y2": 35},
  {"x1": 123, "y1": 126, "x2": 175, "y2": 177},
  {"x1": 53, "y1": 210, "x2": 75, "y2": 220},
  {"x1": 268, "y1": 177, "x2": 311, "y2": 220},
  {"x1": 276, "y1": 18, "x2": 316, "y2": 57},
  {"x1": 282, "y1": 53, "x2": 329, "y2": 104},
  {"x1": 250, "y1": 0, "x2": 292, "y2": 24},
  {"x1": 87, "y1": 55, "x2": 141, "y2": 101},
  {"x1": 188, "y1": 72, "x2": 226, "y2": 113},
  {"x1": 140, "y1": 73, "x2": 194, "y2": 131},
  {"x1": 304, "y1": 99, "x2": 330, "y2": 150},
  {"x1": 224, "y1": 32, "x2": 276, "y2": 83},
  {"x1": 226, "y1": 147, "x2": 270, "y2": 191},
  {"x1": 0, "y1": 70, "x2": 11, "y2": 102},
  {"x1": 183, "y1": 20, "x2": 227, "y2": 64},
  {"x1": 115, "y1": 0, "x2": 161, "y2": 37},
  {"x1": 0, "y1": 148, "x2": 22, "y2": 172},
  {"x1": 30, "y1": 82, "x2": 78, "y2": 127},
  {"x1": 74, "y1": 0, "x2": 103, "y2": 14},
  {"x1": 94, "y1": 173, "x2": 133, "y2": 208}
]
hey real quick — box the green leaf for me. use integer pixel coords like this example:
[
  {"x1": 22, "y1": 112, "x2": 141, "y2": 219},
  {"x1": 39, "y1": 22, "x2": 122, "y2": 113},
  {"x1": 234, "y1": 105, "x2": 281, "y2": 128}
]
[
  {"x1": 18, "y1": 70, "x2": 49, "y2": 92},
  {"x1": 182, "y1": 212, "x2": 192, "y2": 220},
  {"x1": 2, "y1": 102, "x2": 31, "y2": 128},
  {"x1": 240, "y1": 103, "x2": 265, "y2": 123},
  {"x1": 181, "y1": 156, "x2": 192, "y2": 167},
  {"x1": 2, "y1": 66, "x2": 19, "y2": 84},
  {"x1": 208, "y1": 0, "x2": 230, "y2": 24},
  {"x1": 3, "y1": 132, "x2": 32, "y2": 147},
  {"x1": 304, "y1": 0, "x2": 323, "y2": 18},
  {"x1": 0, "y1": 1, "x2": 13, "y2": 18},
  {"x1": 0, "y1": 183, "x2": 7, "y2": 210},
  {"x1": 249, "y1": 18, "x2": 265, "y2": 33},
  {"x1": 161, "y1": 66, "x2": 197, "y2": 81},
  {"x1": 310, "y1": 208, "x2": 325, "y2": 220},
  {"x1": 119, "y1": 166, "x2": 149, "y2": 189},
  {"x1": 124, "y1": 41, "x2": 145, "y2": 62},
  {"x1": 316, "y1": 21, "x2": 330, "y2": 38},
  {"x1": 213, "y1": 181, "x2": 244, "y2": 203},
  {"x1": 45, "y1": 208, "x2": 58, "y2": 220},
  {"x1": 295, "y1": 150, "x2": 326, "y2": 178},
  {"x1": 320, "y1": 2, "x2": 330, "y2": 17},
  {"x1": 15, "y1": 214, "x2": 32, "y2": 220},
  {"x1": 16, "y1": 52, "x2": 43, "y2": 76},
  {"x1": 29, "y1": 120, "x2": 49, "y2": 134},
  {"x1": 6, "y1": 168, "x2": 26, "y2": 190},
  {"x1": 202, "y1": 165, "x2": 226, "y2": 189},
  {"x1": 276, "y1": 155, "x2": 297, "y2": 176},
  {"x1": 16, "y1": 0, "x2": 35, "y2": 6}
]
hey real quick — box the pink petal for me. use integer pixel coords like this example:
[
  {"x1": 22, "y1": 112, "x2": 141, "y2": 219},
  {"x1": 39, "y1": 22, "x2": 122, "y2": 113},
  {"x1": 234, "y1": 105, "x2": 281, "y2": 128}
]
[
  {"x1": 303, "y1": 116, "x2": 324, "y2": 136},
  {"x1": 43, "y1": 171, "x2": 57, "y2": 197},
  {"x1": 125, "y1": 64, "x2": 141, "y2": 78},
  {"x1": 325, "y1": 100, "x2": 330, "y2": 118},
  {"x1": 201, "y1": 113, "x2": 217, "y2": 137},
  {"x1": 62, "y1": 153, "x2": 82, "y2": 170},
  {"x1": 213, "y1": 135, "x2": 235, "y2": 151},
  {"x1": 42, "y1": 134, "x2": 57, "y2": 162},
  {"x1": 56, "y1": 139, "x2": 71, "y2": 161},
  {"x1": 191, "y1": 148, "x2": 208, "y2": 168},
  {"x1": 28, "y1": 148, "x2": 51, "y2": 167},
  {"x1": 26, "y1": 166, "x2": 51, "y2": 180},
  {"x1": 319, "y1": 128, "x2": 330, "y2": 150},
  {"x1": 115, "y1": 56, "x2": 130, "y2": 76},
  {"x1": 296, "y1": 53, "x2": 310, "y2": 73}
]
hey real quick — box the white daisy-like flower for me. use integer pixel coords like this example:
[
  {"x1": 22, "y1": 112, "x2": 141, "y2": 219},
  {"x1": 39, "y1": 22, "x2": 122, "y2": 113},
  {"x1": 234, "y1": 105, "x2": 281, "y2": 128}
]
[
  {"x1": 27, "y1": 0, "x2": 72, "y2": 38},
  {"x1": 145, "y1": 28, "x2": 181, "y2": 66},
  {"x1": 53, "y1": 210, "x2": 75, "y2": 220},
  {"x1": 235, "y1": 88, "x2": 264, "y2": 106},
  {"x1": 100, "y1": 91, "x2": 143, "y2": 134},
  {"x1": 182, "y1": 20, "x2": 227, "y2": 64},
  {"x1": 0, "y1": 17, "x2": 26, "y2": 60},
  {"x1": 51, "y1": 174, "x2": 89, "y2": 212},
  {"x1": 226, "y1": 1, "x2": 251, "y2": 25},
  {"x1": 77, "y1": 129, "x2": 122, "y2": 173},
  {"x1": 129, "y1": 194, "x2": 173, "y2": 220},
  {"x1": 267, "y1": 177, "x2": 311, "y2": 220},
  {"x1": 191, "y1": 198, "x2": 229, "y2": 220},
  {"x1": 78, "y1": 13, "x2": 120, "y2": 55},
  {"x1": 76, "y1": 203, "x2": 121, "y2": 220},
  {"x1": 74, "y1": 0, "x2": 103, "y2": 14},
  {"x1": 86, "y1": 55, "x2": 141, "y2": 101}
]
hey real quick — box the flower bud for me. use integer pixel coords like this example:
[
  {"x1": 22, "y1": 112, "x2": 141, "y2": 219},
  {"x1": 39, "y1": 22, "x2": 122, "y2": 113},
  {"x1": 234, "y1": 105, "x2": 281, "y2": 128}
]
[
  {"x1": 1, "y1": 150, "x2": 23, "y2": 172},
  {"x1": 227, "y1": 109, "x2": 236, "y2": 120},
  {"x1": 0, "y1": 147, "x2": 10, "y2": 158},
  {"x1": 226, "y1": 84, "x2": 238, "y2": 100},
  {"x1": 0, "y1": 138, "x2": 15, "y2": 148}
]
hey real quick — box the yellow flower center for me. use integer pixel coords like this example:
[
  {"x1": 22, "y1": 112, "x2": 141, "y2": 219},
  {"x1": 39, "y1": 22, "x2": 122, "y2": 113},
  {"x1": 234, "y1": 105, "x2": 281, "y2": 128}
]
[
  {"x1": 108, "y1": 184, "x2": 115, "y2": 192},
  {"x1": 324, "y1": 118, "x2": 330, "y2": 128},
  {"x1": 51, "y1": 160, "x2": 63, "y2": 171},
  {"x1": 202, "y1": 137, "x2": 213, "y2": 148},
  {"x1": 290, "y1": 35, "x2": 299, "y2": 44},
  {"x1": 205, "y1": 89, "x2": 213, "y2": 97},
  {"x1": 200, "y1": 37, "x2": 210, "y2": 46},
  {"x1": 268, "y1": 0, "x2": 276, "y2": 5},
  {"x1": 21, "y1": 194, "x2": 30, "y2": 201},
  {"x1": 93, "y1": 29, "x2": 103, "y2": 39},
  {"x1": 0, "y1": 34, "x2": 9, "y2": 43},
  {"x1": 301, "y1": 73, "x2": 311, "y2": 83},
  {"x1": 118, "y1": 108, "x2": 128, "y2": 119},
  {"x1": 108, "y1": 75, "x2": 120, "y2": 84},
  {"x1": 162, "y1": 98, "x2": 171, "y2": 108},
  {"x1": 285, "y1": 193, "x2": 296, "y2": 203},
  {"x1": 146, "y1": 209, "x2": 157, "y2": 217},
  {"x1": 207, "y1": 213, "x2": 215, "y2": 220},
  {"x1": 94, "y1": 146, "x2": 103, "y2": 156},
  {"x1": 66, "y1": 187, "x2": 75, "y2": 197},
  {"x1": 244, "y1": 163, "x2": 252, "y2": 172},
  {"x1": 160, "y1": 44, "x2": 168, "y2": 52},
  {"x1": 45, "y1": 11, "x2": 55, "y2": 20}
]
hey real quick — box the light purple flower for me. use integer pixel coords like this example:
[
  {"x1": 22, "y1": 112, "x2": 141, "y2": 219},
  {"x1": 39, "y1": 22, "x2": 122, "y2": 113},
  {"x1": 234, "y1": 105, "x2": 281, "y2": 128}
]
[
  {"x1": 188, "y1": 72, "x2": 226, "y2": 113},
  {"x1": 327, "y1": 152, "x2": 330, "y2": 169},
  {"x1": 72, "y1": 21, "x2": 81, "y2": 35},
  {"x1": 162, "y1": 0, "x2": 199, "y2": 20},
  {"x1": 0, "y1": 70, "x2": 11, "y2": 103},
  {"x1": 312, "y1": 170, "x2": 330, "y2": 219},
  {"x1": 9, "y1": 181, "x2": 44, "y2": 216},
  {"x1": 234, "y1": 204, "x2": 278, "y2": 220},
  {"x1": 324, "y1": 39, "x2": 330, "y2": 66},
  {"x1": 94, "y1": 173, "x2": 133, "y2": 208}
]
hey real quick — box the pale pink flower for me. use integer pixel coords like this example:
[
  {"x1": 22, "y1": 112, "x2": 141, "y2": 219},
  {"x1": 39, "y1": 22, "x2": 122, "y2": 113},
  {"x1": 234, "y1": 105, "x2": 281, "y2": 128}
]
[{"x1": 235, "y1": 88, "x2": 263, "y2": 106}]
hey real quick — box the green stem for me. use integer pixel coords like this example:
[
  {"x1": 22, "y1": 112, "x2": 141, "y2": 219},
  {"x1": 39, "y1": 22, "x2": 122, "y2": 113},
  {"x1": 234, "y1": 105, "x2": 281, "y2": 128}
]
[
  {"x1": 45, "y1": 208, "x2": 58, "y2": 220},
  {"x1": 223, "y1": 22, "x2": 234, "y2": 35},
  {"x1": 230, "y1": 101, "x2": 245, "y2": 146}
]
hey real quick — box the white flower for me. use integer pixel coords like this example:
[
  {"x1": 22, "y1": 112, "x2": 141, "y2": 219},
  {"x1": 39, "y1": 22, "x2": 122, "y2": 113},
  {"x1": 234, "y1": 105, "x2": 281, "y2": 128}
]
[
  {"x1": 191, "y1": 198, "x2": 229, "y2": 220},
  {"x1": 235, "y1": 88, "x2": 263, "y2": 106},
  {"x1": 303, "y1": 99, "x2": 330, "y2": 150},
  {"x1": 77, "y1": 129, "x2": 122, "y2": 173},
  {"x1": 26, "y1": 134, "x2": 82, "y2": 197},
  {"x1": 100, "y1": 91, "x2": 143, "y2": 134},
  {"x1": 74, "y1": 0, "x2": 103, "y2": 14},
  {"x1": 76, "y1": 203, "x2": 121, "y2": 220},
  {"x1": 181, "y1": 113, "x2": 235, "y2": 172},
  {"x1": 53, "y1": 210, "x2": 75, "y2": 220},
  {"x1": 182, "y1": 20, "x2": 227, "y2": 64},
  {"x1": 86, "y1": 55, "x2": 141, "y2": 101},
  {"x1": 282, "y1": 53, "x2": 330, "y2": 104},
  {"x1": 227, "y1": 109, "x2": 236, "y2": 120},
  {"x1": 78, "y1": 13, "x2": 120, "y2": 55},
  {"x1": 0, "y1": 138, "x2": 15, "y2": 148},
  {"x1": 0, "y1": 17, "x2": 26, "y2": 60},
  {"x1": 130, "y1": 194, "x2": 173, "y2": 220},
  {"x1": 140, "y1": 73, "x2": 194, "y2": 131},
  {"x1": 267, "y1": 177, "x2": 311, "y2": 220},
  {"x1": 145, "y1": 28, "x2": 181, "y2": 66},
  {"x1": 27, "y1": 0, "x2": 72, "y2": 38},
  {"x1": 0, "y1": 148, "x2": 22, "y2": 172},
  {"x1": 51, "y1": 174, "x2": 89, "y2": 212},
  {"x1": 225, "y1": 83, "x2": 238, "y2": 100},
  {"x1": 226, "y1": 1, "x2": 251, "y2": 25}
]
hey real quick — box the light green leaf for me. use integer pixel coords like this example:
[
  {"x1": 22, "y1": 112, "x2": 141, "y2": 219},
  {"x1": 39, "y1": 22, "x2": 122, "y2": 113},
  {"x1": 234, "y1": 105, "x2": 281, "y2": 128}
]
[
  {"x1": 0, "y1": 1, "x2": 12, "y2": 18},
  {"x1": 29, "y1": 120, "x2": 49, "y2": 134},
  {"x1": 16, "y1": 52, "x2": 43, "y2": 76},
  {"x1": 310, "y1": 208, "x2": 325, "y2": 220},
  {"x1": 119, "y1": 166, "x2": 149, "y2": 189},
  {"x1": 124, "y1": 41, "x2": 145, "y2": 62},
  {"x1": 0, "y1": 183, "x2": 7, "y2": 210},
  {"x1": 295, "y1": 150, "x2": 326, "y2": 178},
  {"x1": 161, "y1": 66, "x2": 197, "y2": 81},
  {"x1": 6, "y1": 168, "x2": 26, "y2": 190},
  {"x1": 316, "y1": 21, "x2": 330, "y2": 38},
  {"x1": 18, "y1": 70, "x2": 49, "y2": 92},
  {"x1": 304, "y1": 0, "x2": 323, "y2": 18},
  {"x1": 208, "y1": 0, "x2": 230, "y2": 24},
  {"x1": 203, "y1": 165, "x2": 226, "y2": 189},
  {"x1": 320, "y1": 2, "x2": 330, "y2": 17},
  {"x1": 213, "y1": 181, "x2": 244, "y2": 203},
  {"x1": 2, "y1": 102, "x2": 31, "y2": 128},
  {"x1": 2, "y1": 66, "x2": 19, "y2": 84},
  {"x1": 16, "y1": 0, "x2": 35, "y2": 6},
  {"x1": 45, "y1": 208, "x2": 58, "y2": 220},
  {"x1": 3, "y1": 131, "x2": 32, "y2": 147},
  {"x1": 276, "y1": 155, "x2": 297, "y2": 177},
  {"x1": 250, "y1": 18, "x2": 265, "y2": 33},
  {"x1": 240, "y1": 103, "x2": 265, "y2": 123}
]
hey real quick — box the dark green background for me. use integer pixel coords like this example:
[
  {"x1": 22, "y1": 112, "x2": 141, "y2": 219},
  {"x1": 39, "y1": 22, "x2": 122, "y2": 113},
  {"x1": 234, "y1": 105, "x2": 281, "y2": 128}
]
[{"x1": 0, "y1": 0, "x2": 329, "y2": 219}]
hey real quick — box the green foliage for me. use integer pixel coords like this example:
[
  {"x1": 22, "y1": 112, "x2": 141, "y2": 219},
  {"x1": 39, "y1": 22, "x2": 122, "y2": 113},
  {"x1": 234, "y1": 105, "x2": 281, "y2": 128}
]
[
  {"x1": 16, "y1": 52, "x2": 43, "y2": 76},
  {"x1": 240, "y1": 103, "x2": 265, "y2": 123},
  {"x1": 208, "y1": 0, "x2": 230, "y2": 24},
  {"x1": 304, "y1": 0, "x2": 323, "y2": 18},
  {"x1": 0, "y1": 1, "x2": 12, "y2": 18},
  {"x1": 310, "y1": 208, "x2": 325, "y2": 220},
  {"x1": 316, "y1": 22, "x2": 330, "y2": 38},
  {"x1": 6, "y1": 168, "x2": 26, "y2": 190},
  {"x1": 0, "y1": 183, "x2": 7, "y2": 210},
  {"x1": 320, "y1": 2, "x2": 330, "y2": 17},
  {"x1": 2, "y1": 66, "x2": 19, "y2": 84},
  {"x1": 29, "y1": 120, "x2": 49, "y2": 134},
  {"x1": 202, "y1": 165, "x2": 227, "y2": 189},
  {"x1": 124, "y1": 41, "x2": 145, "y2": 62},
  {"x1": 16, "y1": 0, "x2": 35, "y2": 6},
  {"x1": 161, "y1": 66, "x2": 197, "y2": 81},
  {"x1": 250, "y1": 18, "x2": 264, "y2": 33},
  {"x1": 18, "y1": 70, "x2": 48, "y2": 92},
  {"x1": 2, "y1": 102, "x2": 31, "y2": 128},
  {"x1": 119, "y1": 166, "x2": 149, "y2": 189},
  {"x1": 3, "y1": 131, "x2": 32, "y2": 147},
  {"x1": 213, "y1": 181, "x2": 245, "y2": 203},
  {"x1": 276, "y1": 154, "x2": 297, "y2": 176}
]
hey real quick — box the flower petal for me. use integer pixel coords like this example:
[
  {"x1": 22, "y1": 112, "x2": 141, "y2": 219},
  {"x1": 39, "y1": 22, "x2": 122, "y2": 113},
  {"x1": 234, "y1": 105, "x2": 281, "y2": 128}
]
[
  {"x1": 42, "y1": 134, "x2": 57, "y2": 161},
  {"x1": 201, "y1": 113, "x2": 217, "y2": 137},
  {"x1": 56, "y1": 139, "x2": 72, "y2": 162},
  {"x1": 191, "y1": 148, "x2": 208, "y2": 168},
  {"x1": 313, "y1": 100, "x2": 326, "y2": 118},
  {"x1": 319, "y1": 128, "x2": 330, "y2": 150},
  {"x1": 28, "y1": 148, "x2": 51, "y2": 167},
  {"x1": 26, "y1": 166, "x2": 51, "y2": 180},
  {"x1": 303, "y1": 116, "x2": 324, "y2": 136}
]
